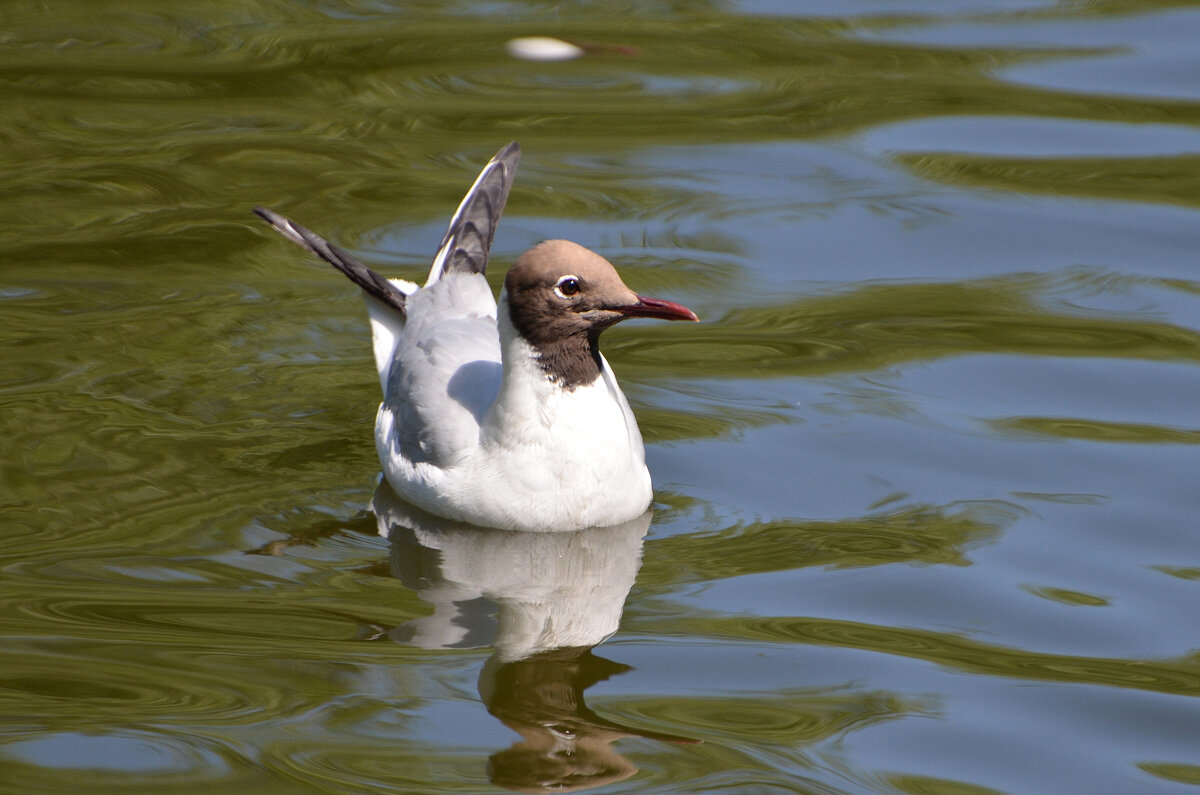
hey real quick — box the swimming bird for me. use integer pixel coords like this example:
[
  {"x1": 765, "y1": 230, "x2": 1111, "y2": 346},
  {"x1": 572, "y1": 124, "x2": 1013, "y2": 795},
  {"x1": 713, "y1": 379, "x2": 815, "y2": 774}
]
[{"x1": 255, "y1": 142, "x2": 697, "y2": 531}]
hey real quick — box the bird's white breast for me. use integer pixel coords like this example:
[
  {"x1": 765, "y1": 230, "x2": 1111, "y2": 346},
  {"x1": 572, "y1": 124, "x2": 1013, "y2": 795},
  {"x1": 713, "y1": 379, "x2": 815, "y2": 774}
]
[
  {"x1": 475, "y1": 345, "x2": 651, "y2": 529},
  {"x1": 374, "y1": 322, "x2": 652, "y2": 531}
]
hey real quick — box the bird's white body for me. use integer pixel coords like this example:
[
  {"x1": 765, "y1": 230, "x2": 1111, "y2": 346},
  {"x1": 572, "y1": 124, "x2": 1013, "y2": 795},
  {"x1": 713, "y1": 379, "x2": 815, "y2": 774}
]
[
  {"x1": 256, "y1": 143, "x2": 694, "y2": 533},
  {"x1": 366, "y1": 276, "x2": 651, "y2": 532}
]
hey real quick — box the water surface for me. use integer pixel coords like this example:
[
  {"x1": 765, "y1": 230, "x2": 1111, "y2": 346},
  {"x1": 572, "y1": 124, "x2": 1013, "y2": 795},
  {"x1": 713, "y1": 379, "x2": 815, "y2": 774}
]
[{"x1": 2, "y1": 2, "x2": 1199, "y2": 793}]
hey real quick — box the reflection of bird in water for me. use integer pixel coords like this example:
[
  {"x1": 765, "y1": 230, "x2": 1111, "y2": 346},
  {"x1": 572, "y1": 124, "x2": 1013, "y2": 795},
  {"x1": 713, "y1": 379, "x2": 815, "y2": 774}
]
[
  {"x1": 480, "y1": 648, "x2": 695, "y2": 793},
  {"x1": 376, "y1": 479, "x2": 649, "y2": 660},
  {"x1": 371, "y1": 480, "x2": 695, "y2": 793}
]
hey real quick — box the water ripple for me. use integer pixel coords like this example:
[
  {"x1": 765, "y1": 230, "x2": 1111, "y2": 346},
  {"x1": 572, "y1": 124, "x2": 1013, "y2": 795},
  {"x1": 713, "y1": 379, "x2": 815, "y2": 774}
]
[
  {"x1": 0, "y1": 729, "x2": 241, "y2": 790},
  {"x1": 612, "y1": 275, "x2": 1200, "y2": 381},
  {"x1": 607, "y1": 688, "x2": 927, "y2": 746},
  {"x1": 640, "y1": 500, "x2": 1015, "y2": 586},
  {"x1": 659, "y1": 615, "x2": 1200, "y2": 698},
  {"x1": 0, "y1": 643, "x2": 298, "y2": 726}
]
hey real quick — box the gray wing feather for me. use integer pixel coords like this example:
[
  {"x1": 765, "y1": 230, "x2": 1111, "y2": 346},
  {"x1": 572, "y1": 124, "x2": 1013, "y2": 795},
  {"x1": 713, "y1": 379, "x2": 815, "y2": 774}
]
[
  {"x1": 426, "y1": 142, "x2": 521, "y2": 283},
  {"x1": 386, "y1": 272, "x2": 502, "y2": 467},
  {"x1": 256, "y1": 143, "x2": 523, "y2": 471},
  {"x1": 254, "y1": 206, "x2": 409, "y2": 319}
]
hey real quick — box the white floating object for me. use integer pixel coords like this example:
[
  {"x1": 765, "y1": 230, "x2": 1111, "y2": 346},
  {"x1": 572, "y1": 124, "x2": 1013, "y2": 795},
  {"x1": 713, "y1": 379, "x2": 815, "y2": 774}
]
[{"x1": 505, "y1": 36, "x2": 585, "y2": 62}]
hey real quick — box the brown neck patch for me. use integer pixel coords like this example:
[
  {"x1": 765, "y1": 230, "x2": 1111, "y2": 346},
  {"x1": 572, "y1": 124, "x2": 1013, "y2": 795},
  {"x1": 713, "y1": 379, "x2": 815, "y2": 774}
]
[
  {"x1": 509, "y1": 310, "x2": 606, "y2": 390},
  {"x1": 503, "y1": 240, "x2": 638, "y2": 390}
]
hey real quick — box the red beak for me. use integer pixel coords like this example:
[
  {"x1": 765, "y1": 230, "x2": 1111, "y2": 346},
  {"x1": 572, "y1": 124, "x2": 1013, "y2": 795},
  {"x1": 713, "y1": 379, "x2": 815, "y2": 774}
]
[{"x1": 616, "y1": 295, "x2": 699, "y2": 322}]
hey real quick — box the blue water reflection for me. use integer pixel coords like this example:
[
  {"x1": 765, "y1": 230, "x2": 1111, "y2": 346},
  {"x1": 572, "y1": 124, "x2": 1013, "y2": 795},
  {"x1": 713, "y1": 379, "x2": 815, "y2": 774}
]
[{"x1": 372, "y1": 482, "x2": 694, "y2": 791}]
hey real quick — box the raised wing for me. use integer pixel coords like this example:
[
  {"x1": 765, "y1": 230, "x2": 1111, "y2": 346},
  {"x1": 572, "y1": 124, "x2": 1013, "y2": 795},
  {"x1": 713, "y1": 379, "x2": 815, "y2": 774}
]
[
  {"x1": 254, "y1": 206, "x2": 409, "y2": 319},
  {"x1": 425, "y1": 142, "x2": 521, "y2": 284}
]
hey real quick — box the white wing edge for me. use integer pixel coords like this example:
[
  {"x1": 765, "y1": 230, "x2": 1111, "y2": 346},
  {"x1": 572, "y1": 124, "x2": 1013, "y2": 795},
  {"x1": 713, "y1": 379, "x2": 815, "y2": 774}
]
[{"x1": 364, "y1": 279, "x2": 418, "y2": 395}]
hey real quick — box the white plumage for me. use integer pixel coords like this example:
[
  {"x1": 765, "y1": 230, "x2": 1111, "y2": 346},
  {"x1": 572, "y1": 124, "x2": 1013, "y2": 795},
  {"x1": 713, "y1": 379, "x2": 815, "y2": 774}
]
[{"x1": 256, "y1": 143, "x2": 696, "y2": 531}]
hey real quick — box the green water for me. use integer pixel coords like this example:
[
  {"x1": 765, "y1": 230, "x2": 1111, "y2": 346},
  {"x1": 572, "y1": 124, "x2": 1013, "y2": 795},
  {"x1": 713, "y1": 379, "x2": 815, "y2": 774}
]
[{"x1": 3, "y1": 2, "x2": 1200, "y2": 793}]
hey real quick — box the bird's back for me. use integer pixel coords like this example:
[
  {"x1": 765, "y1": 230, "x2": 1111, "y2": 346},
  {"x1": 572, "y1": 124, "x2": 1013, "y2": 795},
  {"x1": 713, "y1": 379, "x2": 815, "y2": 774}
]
[{"x1": 376, "y1": 270, "x2": 501, "y2": 468}]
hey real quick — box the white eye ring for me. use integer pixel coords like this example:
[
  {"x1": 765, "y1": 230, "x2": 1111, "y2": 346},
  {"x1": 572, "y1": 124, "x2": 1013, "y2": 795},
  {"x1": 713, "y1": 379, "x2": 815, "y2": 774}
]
[{"x1": 554, "y1": 275, "x2": 582, "y2": 299}]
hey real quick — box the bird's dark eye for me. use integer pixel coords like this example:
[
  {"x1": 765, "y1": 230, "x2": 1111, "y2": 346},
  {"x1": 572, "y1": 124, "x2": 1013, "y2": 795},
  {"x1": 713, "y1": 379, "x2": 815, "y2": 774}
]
[{"x1": 555, "y1": 275, "x2": 582, "y2": 298}]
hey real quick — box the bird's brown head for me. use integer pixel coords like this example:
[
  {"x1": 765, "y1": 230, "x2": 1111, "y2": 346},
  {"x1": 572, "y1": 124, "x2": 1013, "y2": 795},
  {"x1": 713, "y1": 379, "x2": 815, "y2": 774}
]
[{"x1": 502, "y1": 240, "x2": 698, "y2": 388}]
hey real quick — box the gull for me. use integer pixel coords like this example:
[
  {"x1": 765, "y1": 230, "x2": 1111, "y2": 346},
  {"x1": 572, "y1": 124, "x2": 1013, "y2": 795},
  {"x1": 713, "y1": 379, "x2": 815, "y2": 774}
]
[{"x1": 255, "y1": 142, "x2": 697, "y2": 531}]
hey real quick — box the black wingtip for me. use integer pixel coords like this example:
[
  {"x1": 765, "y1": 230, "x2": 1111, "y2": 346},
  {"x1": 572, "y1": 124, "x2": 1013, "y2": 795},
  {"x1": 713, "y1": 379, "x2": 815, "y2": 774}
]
[
  {"x1": 494, "y1": 141, "x2": 521, "y2": 170},
  {"x1": 253, "y1": 206, "x2": 408, "y2": 319}
]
